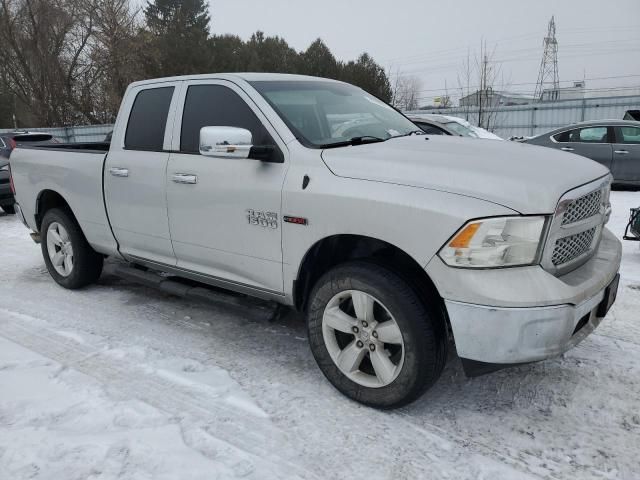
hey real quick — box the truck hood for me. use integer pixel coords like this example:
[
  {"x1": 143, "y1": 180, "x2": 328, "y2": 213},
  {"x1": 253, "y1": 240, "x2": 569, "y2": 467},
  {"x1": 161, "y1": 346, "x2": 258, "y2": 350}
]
[{"x1": 321, "y1": 135, "x2": 609, "y2": 214}]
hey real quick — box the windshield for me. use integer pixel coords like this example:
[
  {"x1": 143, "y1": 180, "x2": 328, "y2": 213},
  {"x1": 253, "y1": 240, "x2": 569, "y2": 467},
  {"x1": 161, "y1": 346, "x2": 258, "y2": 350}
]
[{"x1": 250, "y1": 81, "x2": 418, "y2": 148}]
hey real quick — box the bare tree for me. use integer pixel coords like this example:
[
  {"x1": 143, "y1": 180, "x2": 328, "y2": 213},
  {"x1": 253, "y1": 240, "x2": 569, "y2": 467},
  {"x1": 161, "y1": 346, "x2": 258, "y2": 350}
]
[
  {"x1": 392, "y1": 74, "x2": 422, "y2": 111},
  {"x1": 456, "y1": 41, "x2": 503, "y2": 130},
  {"x1": 475, "y1": 40, "x2": 501, "y2": 130},
  {"x1": 0, "y1": 0, "x2": 138, "y2": 126},
  {"x1": 457, "y1": 48, "x2": 472, "y2": 120},
  {"x1": 90, "y1": 0, "x2": 141, "y2": 122}
]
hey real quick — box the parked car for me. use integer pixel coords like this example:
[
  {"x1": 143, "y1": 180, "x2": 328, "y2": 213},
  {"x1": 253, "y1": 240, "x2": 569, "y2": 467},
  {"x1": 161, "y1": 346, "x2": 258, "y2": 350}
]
[
  {"x1": 1, "y1": 131, "x2": 56, "y2": 153},
  {"x1": 0, "y1": 131, "x2": 55, "y2": 214},
  {"x1": 408, "y1": 114, "x2": 503, "y2": 140},
  {"x1": 0, "y1": 157, "x2": 14, "y2": 214},
  {"x1": 10, "y1": 73, "x2": 620, "y2": 409},
  {"x1": 523, "y1": 120, "x2": 640, "y2": 187}
]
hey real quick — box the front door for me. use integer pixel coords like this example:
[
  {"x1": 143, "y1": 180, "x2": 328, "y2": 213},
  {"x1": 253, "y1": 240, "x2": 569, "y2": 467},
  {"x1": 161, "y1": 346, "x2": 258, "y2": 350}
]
[
  {"x1": 104, "y1": 82, "x2": 182, "y2": 265},
  {"x1": 166, "y1": 80, "x2": 288, "y2": 294}
]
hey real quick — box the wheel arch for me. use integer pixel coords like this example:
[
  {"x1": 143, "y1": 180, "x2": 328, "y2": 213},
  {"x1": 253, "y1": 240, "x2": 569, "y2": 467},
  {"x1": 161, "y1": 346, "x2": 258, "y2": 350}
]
[
  {"x1": 35, "y1": 189, "x2": 77, "y2": 231},
  {"x1": 294, "y1": 234, "x2": 447, "y2": 324}
]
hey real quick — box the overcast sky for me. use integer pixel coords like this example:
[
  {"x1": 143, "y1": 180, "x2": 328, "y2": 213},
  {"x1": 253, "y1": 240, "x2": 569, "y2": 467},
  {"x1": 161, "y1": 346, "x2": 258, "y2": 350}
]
[{"x1": 209, "y1": 0, "x2": 640, "y2": 102}]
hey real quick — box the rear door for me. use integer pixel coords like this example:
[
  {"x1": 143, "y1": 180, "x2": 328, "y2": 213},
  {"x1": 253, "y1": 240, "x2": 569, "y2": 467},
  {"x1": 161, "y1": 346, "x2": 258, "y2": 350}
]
[
  {"x1": 165, "y1": 80, "x2": 288, "y2": 294},
  {"x1": 611, "y1": 125, "x2": 640, "y2": 183},
  {"x1": 104, "y1": 82, "x2": 182, "y2": 265},
  {"x1": 550, "y1": 126, "x2": 614, "y2": 170}
]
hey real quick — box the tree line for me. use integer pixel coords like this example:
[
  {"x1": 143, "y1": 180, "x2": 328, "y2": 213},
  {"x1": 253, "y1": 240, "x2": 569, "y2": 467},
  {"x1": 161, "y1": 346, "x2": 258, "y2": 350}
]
[{"x1": 0, "y1": 0, "x2": 392, "y2": 128}]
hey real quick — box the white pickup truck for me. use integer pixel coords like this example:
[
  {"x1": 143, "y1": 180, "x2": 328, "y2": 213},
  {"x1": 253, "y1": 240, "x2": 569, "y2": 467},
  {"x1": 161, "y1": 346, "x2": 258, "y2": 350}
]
[{"x1": 10, "y1": 73, "x2": 621, "y2": 408}]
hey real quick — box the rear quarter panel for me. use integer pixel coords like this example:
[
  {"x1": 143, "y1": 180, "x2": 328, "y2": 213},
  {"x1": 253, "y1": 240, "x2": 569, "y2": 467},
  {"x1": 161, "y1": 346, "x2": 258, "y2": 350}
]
[{"x1": 10, "y1": 147, "x2": 119, "y2": 256}]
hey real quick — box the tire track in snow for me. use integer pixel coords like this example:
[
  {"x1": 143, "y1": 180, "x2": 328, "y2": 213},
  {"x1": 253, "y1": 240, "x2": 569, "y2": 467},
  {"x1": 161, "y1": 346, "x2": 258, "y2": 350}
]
[
  {"x1": 0, "y1": 309, "x2": 321, "y2": 480},
  {"x1": 1, "y1": 306, "x2": 547, "y2": 480}
]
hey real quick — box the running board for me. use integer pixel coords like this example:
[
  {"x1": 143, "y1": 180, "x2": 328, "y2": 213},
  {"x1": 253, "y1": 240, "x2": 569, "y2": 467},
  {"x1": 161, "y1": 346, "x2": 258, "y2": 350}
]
[{"x1": 110, "y1": 262, "x2": 283, "y2": 320}]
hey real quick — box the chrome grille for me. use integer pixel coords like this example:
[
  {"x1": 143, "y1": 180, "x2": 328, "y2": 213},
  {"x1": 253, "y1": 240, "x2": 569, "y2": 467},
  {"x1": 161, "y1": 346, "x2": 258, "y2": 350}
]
[
  {"x1": 542, "y1": 176, "x2": 610, "y2": 275},
  {"x1": 562, "y1": 189, "x2": 603, "y2": 225},
  {"x1": 552, "y1": 228, "x2": 597, "y2": 266}
]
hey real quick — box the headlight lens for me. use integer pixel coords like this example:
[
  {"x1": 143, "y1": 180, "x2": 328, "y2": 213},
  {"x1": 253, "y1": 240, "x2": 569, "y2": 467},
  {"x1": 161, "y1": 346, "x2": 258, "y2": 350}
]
[
  {"x1": 0, "y1": 164, "x2": 8, "y2": 171},
  {"x1": 439, "y1": 216, "x2": 548, "y2": 268}
]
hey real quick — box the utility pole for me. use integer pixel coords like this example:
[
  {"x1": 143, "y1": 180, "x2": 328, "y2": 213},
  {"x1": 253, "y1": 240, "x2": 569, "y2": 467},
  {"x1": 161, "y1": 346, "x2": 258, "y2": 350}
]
[{"x1": 534, "y1": 15, "x2": 560, "y2": 102}]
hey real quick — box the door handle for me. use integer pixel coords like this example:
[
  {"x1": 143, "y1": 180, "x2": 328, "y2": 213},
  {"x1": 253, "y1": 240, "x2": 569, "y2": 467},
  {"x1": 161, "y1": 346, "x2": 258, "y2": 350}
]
[
  {"x1": 172, "y1": 173, "x2": 198, "y2": 184},
  {"x1": 561, "y1": 147, "x2": 574, "y2": 152},
  {"x1": 109, "y1": 167, "x2": 129, "y2": 177},
  {"x1": 614, "y1": 150, "x2": 629, "y2": 155}
]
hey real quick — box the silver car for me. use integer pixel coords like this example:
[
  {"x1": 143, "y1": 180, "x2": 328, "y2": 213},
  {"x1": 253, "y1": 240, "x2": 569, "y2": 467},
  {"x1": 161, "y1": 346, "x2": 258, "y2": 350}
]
[
  {"x1": 408, "y1": 114, "x2": 503, "y2": 140},
  {"x1": 524, "y1": 120, "x2": 640, "y2": 187}
]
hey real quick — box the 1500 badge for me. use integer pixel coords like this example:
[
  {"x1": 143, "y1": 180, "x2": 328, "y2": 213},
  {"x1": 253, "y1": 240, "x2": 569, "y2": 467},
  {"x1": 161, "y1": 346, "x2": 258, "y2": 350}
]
[{"x1": 246, "y1": 209, "x2": 278, "y2": 229}]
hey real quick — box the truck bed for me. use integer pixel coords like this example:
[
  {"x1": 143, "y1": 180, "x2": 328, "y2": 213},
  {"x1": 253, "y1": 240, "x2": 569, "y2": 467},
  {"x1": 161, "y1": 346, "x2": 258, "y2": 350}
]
[{"x1": 10, "y1": 144, "x2": 119, "y2": 256}]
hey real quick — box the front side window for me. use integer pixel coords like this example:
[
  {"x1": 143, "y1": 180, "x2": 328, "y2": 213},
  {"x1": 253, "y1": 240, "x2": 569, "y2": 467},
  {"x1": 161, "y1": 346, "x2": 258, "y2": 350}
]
[
  {"x1": 125, "y1": 87, "x2": 174, "y2": 151},
  {"x1": 180, "y1": 84, "x2": 274, "y2": 154},
  {"x1": 619, "y1": 126, "x2": 640, "y2": 144},
  {"x1": 250, "y1": 81, "x2": 418, "y2": 148}
]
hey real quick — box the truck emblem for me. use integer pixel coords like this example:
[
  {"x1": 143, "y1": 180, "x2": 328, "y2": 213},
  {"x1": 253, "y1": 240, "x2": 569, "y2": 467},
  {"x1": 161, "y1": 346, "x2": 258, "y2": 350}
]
[{"x1": 246, "y1": 209, "x2": 278, "y2": 229}]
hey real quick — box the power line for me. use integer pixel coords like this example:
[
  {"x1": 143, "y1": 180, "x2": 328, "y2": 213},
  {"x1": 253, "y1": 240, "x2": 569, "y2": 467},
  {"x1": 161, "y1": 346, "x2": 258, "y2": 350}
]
[
  {"x1": 385, "y1": 30, "x2": 640, "y2": 65},
  {"x1": 393, "y1": 45, "x2": 640, "y2": 77},
  {"x1": 390, "y1": 38, "x2": 640, "y2": 73},
  {"x1": 414, "y1": 85, "x2": 640, "y2": 102},
  {"x1": 409, "y1": 74, "x2": 640, "y2": 96}
]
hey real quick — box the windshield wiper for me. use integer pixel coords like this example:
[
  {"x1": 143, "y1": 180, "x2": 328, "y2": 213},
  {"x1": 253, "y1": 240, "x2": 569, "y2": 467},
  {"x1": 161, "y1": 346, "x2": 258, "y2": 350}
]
[
  {"x1": 319, "y1": 136, "x2": 387, "y2": 149},
  {"x1": 390, "y1": 130, "x2": 426, "y2": 139}
]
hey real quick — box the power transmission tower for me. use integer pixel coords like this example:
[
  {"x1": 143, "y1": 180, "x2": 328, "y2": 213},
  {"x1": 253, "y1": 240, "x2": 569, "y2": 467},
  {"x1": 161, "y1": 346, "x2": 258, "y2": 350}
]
[{"x1": 534, "y1": 16, "x2": 560, "y2": 102}]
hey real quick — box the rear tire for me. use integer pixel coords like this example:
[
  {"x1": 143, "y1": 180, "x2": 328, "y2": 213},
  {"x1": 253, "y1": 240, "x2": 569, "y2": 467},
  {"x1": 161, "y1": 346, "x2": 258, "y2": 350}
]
[
  {"x1": 307, "y1": 261, "x2": 447, "y2": 409},
  {"x1": 1, "y1": 204, "x2": 15, "y2": 214},
  {"x1": 41, "y1": 208, "x2": 103, "y2": 289}
]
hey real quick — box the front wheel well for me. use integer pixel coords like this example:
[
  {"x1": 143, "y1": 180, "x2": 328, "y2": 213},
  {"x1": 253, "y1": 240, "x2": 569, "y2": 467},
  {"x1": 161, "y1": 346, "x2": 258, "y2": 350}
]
[
  {"x1": 35, "y1": 190, "x2": 73, "y2": 231},
  {"x1": 294, "y1": 235, "x2": 446, "y2": 323}
]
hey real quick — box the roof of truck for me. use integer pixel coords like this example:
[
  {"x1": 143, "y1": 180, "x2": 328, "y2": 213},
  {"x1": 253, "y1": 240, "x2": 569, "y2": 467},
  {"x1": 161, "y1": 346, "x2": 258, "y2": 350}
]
[{"x1": 128, "y1": 73, "x2": 343, "y2": 89}]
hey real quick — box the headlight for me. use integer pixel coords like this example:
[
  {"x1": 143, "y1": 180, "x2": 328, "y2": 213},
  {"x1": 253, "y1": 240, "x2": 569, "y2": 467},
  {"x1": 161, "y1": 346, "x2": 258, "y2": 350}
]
[
  {"x1": 0, "y1": 164, "x2": 8, "y2": 171},
  {"x1": 439, "y1": 216, "x2": 548, "y2": 268}
]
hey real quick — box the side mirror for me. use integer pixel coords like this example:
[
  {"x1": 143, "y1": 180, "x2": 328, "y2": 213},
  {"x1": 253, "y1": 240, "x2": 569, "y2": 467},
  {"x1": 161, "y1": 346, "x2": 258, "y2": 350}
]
[{"x1": 199, "y1": 126, "x2": 253, "y2": 159}]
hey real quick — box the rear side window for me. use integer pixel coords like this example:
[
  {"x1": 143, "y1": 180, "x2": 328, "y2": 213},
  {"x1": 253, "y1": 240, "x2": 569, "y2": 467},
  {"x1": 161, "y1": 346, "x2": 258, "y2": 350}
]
[
  {"x1": 125, "y1": 87, "x2": 174, "y2": 151},
  {"x1": 180, "y1": 84, "x2": 273, "y2": 153}
]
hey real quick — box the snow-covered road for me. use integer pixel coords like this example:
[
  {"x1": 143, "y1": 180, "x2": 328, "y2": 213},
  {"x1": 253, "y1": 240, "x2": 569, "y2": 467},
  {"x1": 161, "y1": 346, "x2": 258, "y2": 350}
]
[{"x1": 1, "y1": 192, "x2": 639, "y2": 480}]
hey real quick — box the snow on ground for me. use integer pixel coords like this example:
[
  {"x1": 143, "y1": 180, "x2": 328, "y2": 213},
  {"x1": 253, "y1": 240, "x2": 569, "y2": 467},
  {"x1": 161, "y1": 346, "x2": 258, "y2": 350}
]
[{"x1": 1, "y1": 192, "x2": 640, "y2": 480}]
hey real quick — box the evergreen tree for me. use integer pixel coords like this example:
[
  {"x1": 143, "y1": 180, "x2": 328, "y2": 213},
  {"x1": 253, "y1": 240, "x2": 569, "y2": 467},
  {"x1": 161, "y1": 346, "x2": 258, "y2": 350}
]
[
  {"x1": 209, "y1": 34, "x2": 247, "y2": 72},
  {"x1": 244, "y1": 32, "x2": 300, "y2": 73},
  {"x1": 143, "y1": 0, "x2": 211, "y2": 77},
  {"x1": 340, "y1": 53, "x2": 392, "y2": 102},
  {"x1": 299, "y1": 39, "x2": 339, "y2": 78}
]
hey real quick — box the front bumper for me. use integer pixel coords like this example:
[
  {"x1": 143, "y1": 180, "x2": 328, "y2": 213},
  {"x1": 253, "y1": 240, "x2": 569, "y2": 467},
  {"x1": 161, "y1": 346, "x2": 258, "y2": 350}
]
[{"x1": 429, "y1": 228, "x2": 622, "y2": 367}]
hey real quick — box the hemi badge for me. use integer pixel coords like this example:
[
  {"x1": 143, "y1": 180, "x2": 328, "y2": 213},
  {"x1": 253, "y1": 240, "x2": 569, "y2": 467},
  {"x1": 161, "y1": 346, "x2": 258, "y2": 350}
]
[{"x1": 284, "y1": 216, "x2": 308, "y2": 226}]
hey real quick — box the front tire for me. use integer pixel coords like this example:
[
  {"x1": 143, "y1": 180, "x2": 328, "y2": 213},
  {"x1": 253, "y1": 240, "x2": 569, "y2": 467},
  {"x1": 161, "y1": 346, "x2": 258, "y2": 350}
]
[
  {"x1": 307, "y1": 261, "x2": 447, "y2": 409},
  {"x1": 41, "y1": 208, "x2": 103, "y2": 289}
]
